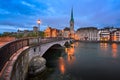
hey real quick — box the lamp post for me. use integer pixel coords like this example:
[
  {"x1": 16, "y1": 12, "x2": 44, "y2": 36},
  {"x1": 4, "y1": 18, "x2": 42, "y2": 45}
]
[
  {"x1": 37, "y1": 19, "x2": 41, "y2": 45},
  {"x1": 37, "y1": 19, "x2": 41, "y2": 37}
]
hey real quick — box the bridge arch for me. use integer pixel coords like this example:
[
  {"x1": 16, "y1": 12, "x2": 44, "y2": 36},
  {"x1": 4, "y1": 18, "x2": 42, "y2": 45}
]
[
  {"x1": 38, "y1": 40, "x2": 69, "y2": 56},
  {"x1": 42, "y1": 44, "x2": 63, "y2": 58}
]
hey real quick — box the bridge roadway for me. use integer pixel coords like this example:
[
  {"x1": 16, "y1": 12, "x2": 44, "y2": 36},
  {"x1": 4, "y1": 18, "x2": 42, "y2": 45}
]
[{"x1": 0, "y1": 37, "x2": 71, "y2": 80}]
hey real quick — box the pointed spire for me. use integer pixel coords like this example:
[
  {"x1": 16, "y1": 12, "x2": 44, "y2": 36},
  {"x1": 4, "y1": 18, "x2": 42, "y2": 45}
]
[{"x1": 70, "y1": 7, "x2": 74, "y2": 22}]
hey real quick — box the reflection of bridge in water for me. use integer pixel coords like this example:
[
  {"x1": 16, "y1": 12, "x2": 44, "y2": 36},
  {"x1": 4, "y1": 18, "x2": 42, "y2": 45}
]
[{"x1": 0, "y1": 37, "x2": 72, "y2": 80}]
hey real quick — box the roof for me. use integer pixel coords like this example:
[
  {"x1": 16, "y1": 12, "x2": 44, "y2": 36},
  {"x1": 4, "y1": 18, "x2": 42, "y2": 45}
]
[
  {"x1": 64, "y1": 27, "x2": 70, "y2": 31},
  {"x1": 77, "y1": 27, "x2": 97, "y2": 31}
]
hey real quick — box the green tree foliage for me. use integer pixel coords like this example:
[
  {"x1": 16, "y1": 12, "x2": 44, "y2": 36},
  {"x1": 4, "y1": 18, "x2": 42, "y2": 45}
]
[
  {"x1": 38, "y1": 31, "x2": 44, "y2": 38},
  {"x1": 27, "y1": 32, "x2": 38, "y2": 37},
  {"x1": 0, "y1": 31, "x2": 45, "y2": 39},
  {"x1": 2, "y1": 32, "x2": 11, "y2": 36},
  {"x1": 0, "y1": 34, "x2": 2, "y2": 37}
]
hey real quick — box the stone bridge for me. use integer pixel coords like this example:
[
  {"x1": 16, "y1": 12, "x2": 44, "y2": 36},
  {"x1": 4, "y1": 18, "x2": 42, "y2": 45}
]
[
  {"x1": 0, "y1": 37, "x2": 72, "y2": 80},
  {"x1": 29, "y1": 39, "x2": 69, "y2": 60}
]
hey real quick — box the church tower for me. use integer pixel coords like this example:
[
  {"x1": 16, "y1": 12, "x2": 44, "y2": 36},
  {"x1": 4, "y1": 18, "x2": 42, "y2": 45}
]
[{"x1": 70, "y1": 8, "x2": 74, "y2": 34}]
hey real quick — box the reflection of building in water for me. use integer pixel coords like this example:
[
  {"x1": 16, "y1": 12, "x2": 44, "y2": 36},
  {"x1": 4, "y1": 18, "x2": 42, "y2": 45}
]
[
  {"x1": 59, "y1": 57, "x2": 65, "y2": 74},
  {"x1": 74, "y1": 42, "x2": 79, "y2": 47},
  {"x1": 65, "y1": 44, "x2": 75, "y2": 64},
  {"x1": 111, "y1": 43, "x2": 118, "y2": 58},
  {"x1": 100, "y1": 43, "x2": 108, "y2": 51}
]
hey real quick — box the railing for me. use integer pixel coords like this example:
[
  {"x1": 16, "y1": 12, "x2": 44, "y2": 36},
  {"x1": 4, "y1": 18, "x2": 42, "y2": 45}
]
[
  {"x1": 29, "y1": 37, "x2": 68, "y2": 46},
  {"x1": 0, "y1": 37, "x2": 69, "y2": 72},
  {"x1": 0, "y1": 39, "x2": 29, "y2": 72}
]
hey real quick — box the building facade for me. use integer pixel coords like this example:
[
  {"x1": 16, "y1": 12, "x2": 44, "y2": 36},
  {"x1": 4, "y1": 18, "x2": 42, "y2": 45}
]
[
  {"x1": 76, "y1": 27, "x2": 98, "y2": 41},
  {"x1": 44, "y1": 27, "x2": 52, "y2": 38},
  {"x1": 62, "y1": 27, "x2": 70, "y2": 38},
  {"x1": 112, "y1": 30, "x2": 120, "y2": 41},
  {"x1": 33, "y1": 26, "x2": 38, "y2": 32},
  {"x1": 44, "y1": 26, "x2": 61, "y2": 38},
  {"x1": 98, "y1": 27, "x2": 120, "y2": 42},
  {"x1": 98, "y1": 29, "x2": 110, "y2": 41}
]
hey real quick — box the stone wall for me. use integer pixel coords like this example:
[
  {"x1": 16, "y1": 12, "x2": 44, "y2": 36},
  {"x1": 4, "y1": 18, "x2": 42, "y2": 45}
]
[
  {"x1": 0, "y1": 47, "x2": 29, "y2": 80},
  {"x1": 10, "y1": 49, "x2": 29, "y2": 80}
]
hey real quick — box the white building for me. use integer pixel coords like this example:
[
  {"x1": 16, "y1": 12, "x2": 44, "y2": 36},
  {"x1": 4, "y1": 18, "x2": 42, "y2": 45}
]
[
  {"x1": 97, "y1": 27, "x2": 120, "y2": 41},
  {"x1": 98, "y1": 29, "x2": 110, "y2": 41},
  {"x1": 76, "y1": 27, "x2": 98, "y2": 41}
]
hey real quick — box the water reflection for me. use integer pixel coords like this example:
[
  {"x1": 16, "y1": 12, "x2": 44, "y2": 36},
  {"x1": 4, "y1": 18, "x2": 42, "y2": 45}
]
[
  {"x1": 65, "y1": 44, "x2": 76, "y2": 64},
  {"x1": 58, "y1": 44, "x2": 76, "y2": 75},
  {"x1": 111, "y1": 43, "x2": 118, "y2": 58},
  {"x1": 74, "y1": 42, "x2": 79, "y2": 47},
  {"x1": 29, "y1": 42, "x2": 120, "y2": 80},
  {"x1": 100, "y1": 43, "x2": 108, "y2": 51},
  {"x1": 59, "y1": 57, "x2": 65, "y2": 74}
]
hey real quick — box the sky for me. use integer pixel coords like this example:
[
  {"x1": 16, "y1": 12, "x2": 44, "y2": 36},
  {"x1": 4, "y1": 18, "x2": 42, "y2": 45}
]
[{"x1": 0, "y1": 0, "x2": 120, "y2": 33}]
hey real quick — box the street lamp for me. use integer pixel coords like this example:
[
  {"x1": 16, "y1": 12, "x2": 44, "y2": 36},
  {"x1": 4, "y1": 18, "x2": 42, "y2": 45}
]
[
  {"x1": 37, "y1": 19, "x2": 41, "y2": 31},
  {"x1": 37, "y1": 19, "x2": 41, "y2": 45},
  {"x1": 37, "y1": 19, "x2": 41, "y2": 37}
]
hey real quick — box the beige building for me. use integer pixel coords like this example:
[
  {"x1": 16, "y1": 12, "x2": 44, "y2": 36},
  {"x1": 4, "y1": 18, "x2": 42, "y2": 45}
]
[
  {"x1": 44, "y1": 27, "x2": 52, "y2": 37},
  {"x1": 76, "y1": 27, "x2": 98, "y2": 41},
  {"x1": 62, "y1": 27, "x2": 70, "y2": 38},
  {"x1": 44, "y1": 26, "x2": 61, "y2": 38},
  {"x1": 112, "y1": 30, "x2": 120, "y2": 41}
]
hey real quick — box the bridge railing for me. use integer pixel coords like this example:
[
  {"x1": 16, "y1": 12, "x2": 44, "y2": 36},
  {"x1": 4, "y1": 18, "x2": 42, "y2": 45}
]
[
  {"x1": 29, "y1": 37, "x2": 69, "y2": 46},
  {"x1": 0, "y1": 37, "x2": 69, "y2": 72},
  {"x1": 0, "y1": 38, "x2": 29, "y2": 72}
]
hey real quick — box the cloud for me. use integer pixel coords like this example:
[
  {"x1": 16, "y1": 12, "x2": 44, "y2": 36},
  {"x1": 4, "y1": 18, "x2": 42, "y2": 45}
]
[
  {"x1": 0, "y1": 25, "x2": 17, "y2": 33},
  {"x1": 0, "y1": 8, "x2": 10, "y2": 14},
  {"x1": 0, "y1": 0, "x2": 120, "y2": 33},
  {"x1": 21, "y1": 1, "x2": 35, "y2": 8}
]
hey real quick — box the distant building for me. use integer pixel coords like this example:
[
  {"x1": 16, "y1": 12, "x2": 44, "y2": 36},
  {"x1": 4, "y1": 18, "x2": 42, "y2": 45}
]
[
  {"x1": 98, "y1": 29, "x2": 110, "y2": 41},
  {"x1": 112, "y1": 29, "x2": 120, "y2": 41},
  {"x1": 44, "y1": 26, "x2": 61, "y2": 38},
  {"x1": 63, "y1": 27, "x2": 70, "y2": 38},
  {"x1": 51, "y1": 28, "x2": 59, "y2": 37},
  {"x1": 98, "y1": 27, "x2": 120, "y2": 41},
  {"x1": 33, "y1": 26, "x2": 38, "y2": 32},
  {"x1": 70, "y1": 8, "x2": 74, "y2": 34},
  {"x1": 76, "y1": 27, "x2": 98, "y2": 41},
  {"x1": 44, "y1": 27, "x2": 52, "y2": 37},
  {"x1": 62, "y1": 8, "x2": 75, "y2": 39},
  {"x1": 70, "y1": 8, "x2": 75, "y2": 39},
  {"x1": 17, "y1": 26, "x2": 37, "y2": 38}
]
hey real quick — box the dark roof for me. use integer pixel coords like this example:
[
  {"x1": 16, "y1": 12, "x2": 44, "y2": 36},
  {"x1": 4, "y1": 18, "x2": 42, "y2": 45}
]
[
  {"x1": 64, "y1": 27, "x2": 70, "y2": 31},
  {"x1": 77, "y1": 27, "x2": 97, "y2": 31},
  {"x1": 33, "y1": 26, "x2": 38, "y2": 28}
]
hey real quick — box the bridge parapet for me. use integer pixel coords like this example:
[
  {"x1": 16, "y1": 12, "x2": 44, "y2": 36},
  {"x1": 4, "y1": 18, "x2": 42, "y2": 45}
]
[
  {"x1": 0, "y1": 39, "x2": 29, "y2": 72},
  {"x1": 0, "y1": 37, "x2": 69, "y2": 72},
  {"x1": 28, "y1": 37, "x2": 69, "y2": 46},
  {"x1": 0, "y1": 37, "x2": 71, "y2": 80}
]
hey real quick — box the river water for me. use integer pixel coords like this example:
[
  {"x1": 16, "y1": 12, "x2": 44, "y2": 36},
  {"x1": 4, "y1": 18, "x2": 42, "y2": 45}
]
[{"x1": 29, "y1": 42, "x2": 120, "y2": 80}]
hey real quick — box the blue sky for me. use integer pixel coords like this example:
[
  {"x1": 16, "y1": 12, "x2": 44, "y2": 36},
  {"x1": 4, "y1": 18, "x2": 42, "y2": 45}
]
[{"x1": 0, "y1": 0, "x2": 120, "y2": 33}]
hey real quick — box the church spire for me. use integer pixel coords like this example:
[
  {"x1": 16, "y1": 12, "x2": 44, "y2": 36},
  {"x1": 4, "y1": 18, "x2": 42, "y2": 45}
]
[
  {"x1": 70, "y1": 8, "x2": 74, "y2": 22},
  {"x1": 70, "y1": 7, "x2": 74, "y2": 34}
]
